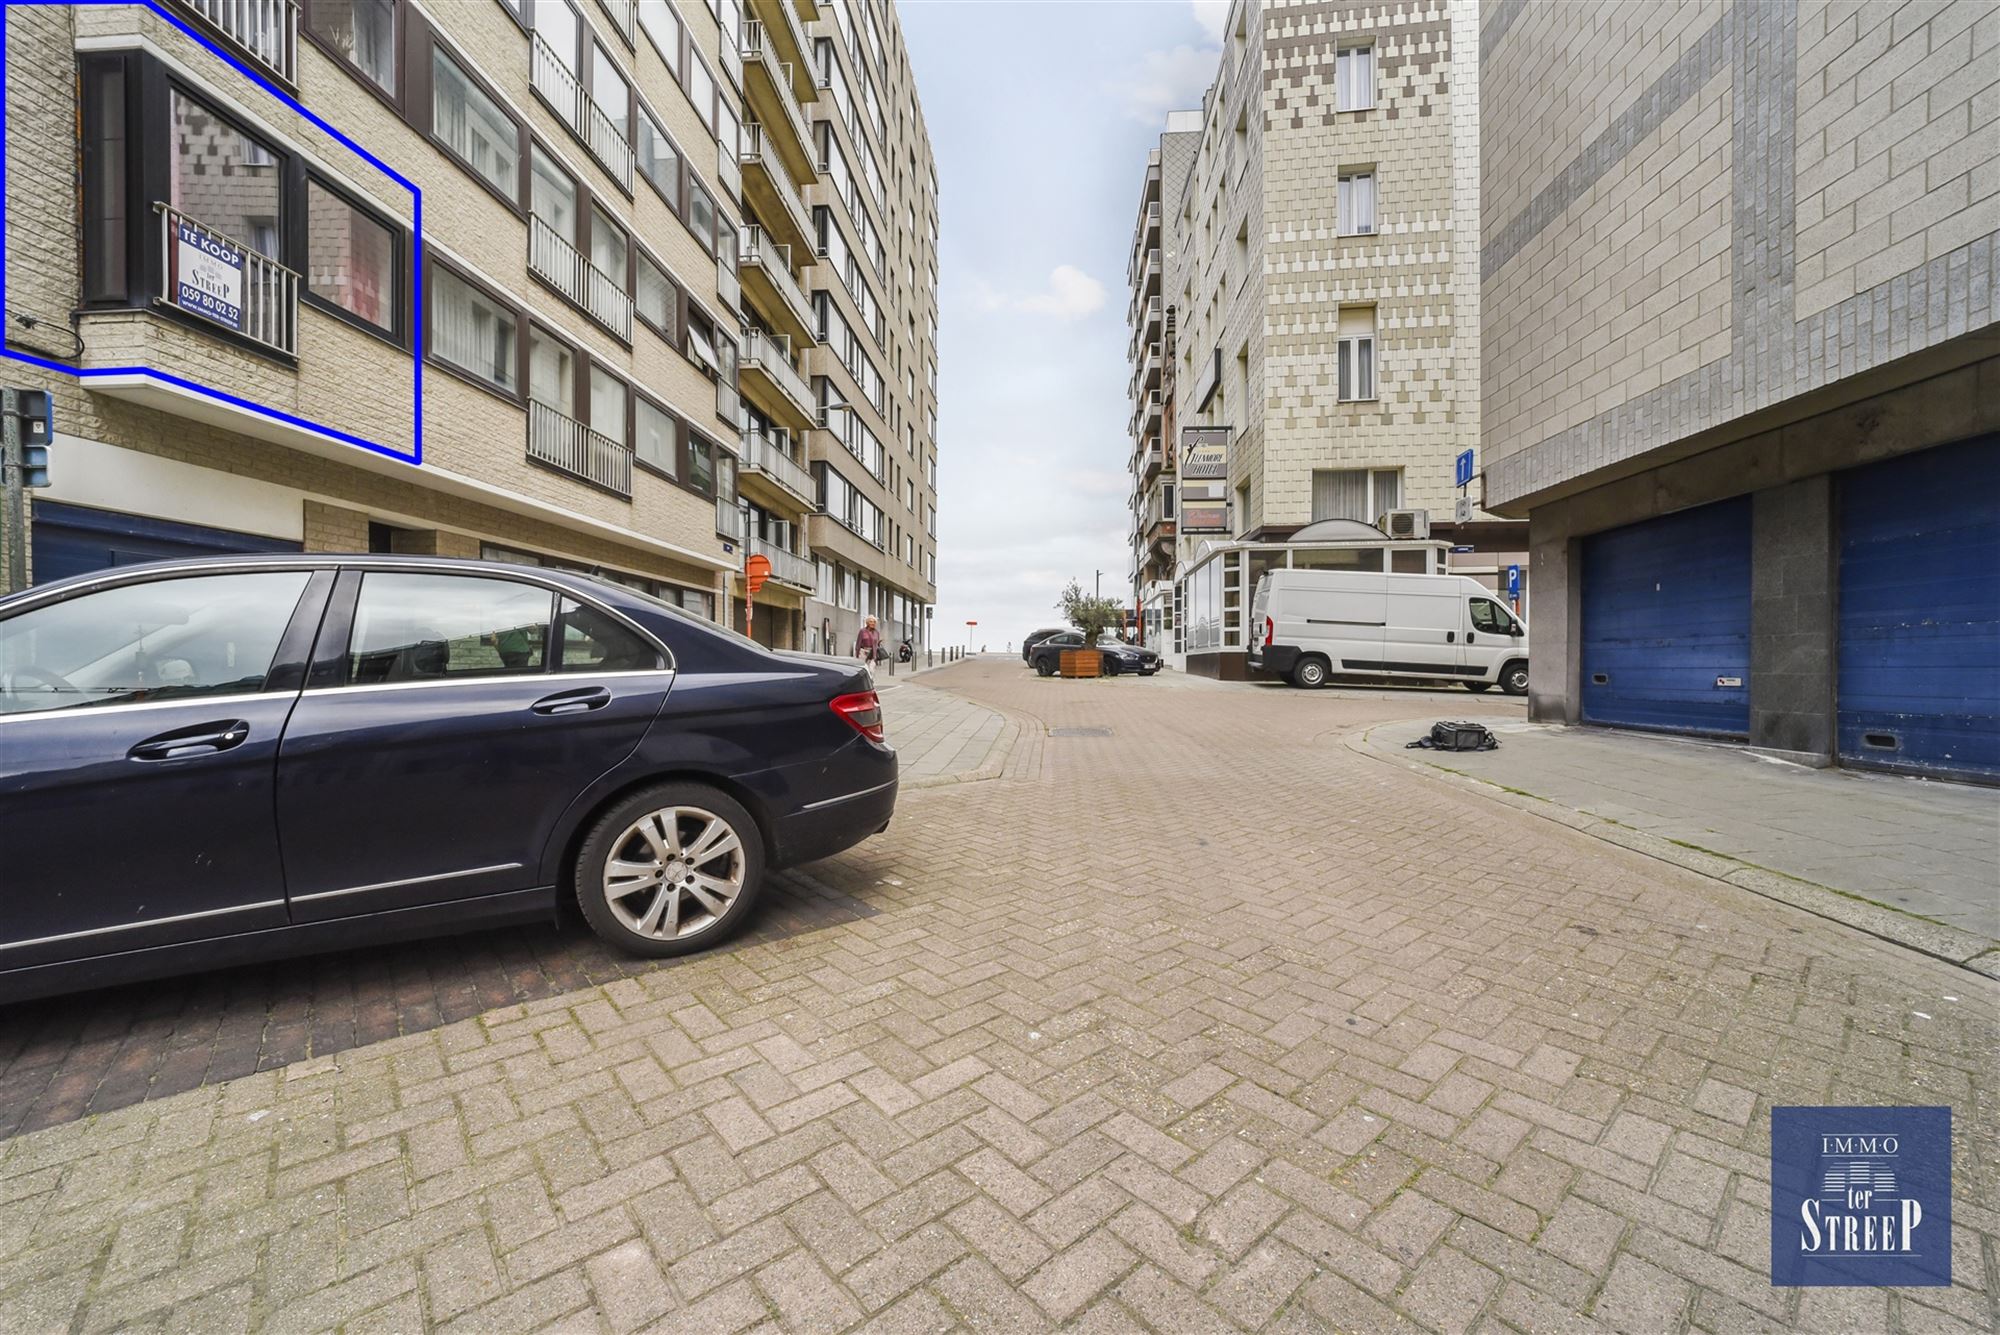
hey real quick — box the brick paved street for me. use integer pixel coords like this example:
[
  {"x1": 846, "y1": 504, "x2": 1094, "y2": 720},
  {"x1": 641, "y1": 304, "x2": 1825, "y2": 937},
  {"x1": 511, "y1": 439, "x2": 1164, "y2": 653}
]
[{"x1": 2, "y1": 659, "x2": 1995, "y2": 1333}]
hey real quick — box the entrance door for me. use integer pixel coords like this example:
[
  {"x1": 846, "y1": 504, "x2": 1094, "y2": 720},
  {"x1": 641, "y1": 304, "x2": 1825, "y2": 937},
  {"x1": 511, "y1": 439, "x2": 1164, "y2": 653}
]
[
  {"x1": 1837, "y1": 436, "x2": 2000, "y2": 779},
  {"x1": 1580, "y1": 497, "x2": 1752, "y2": 736}
]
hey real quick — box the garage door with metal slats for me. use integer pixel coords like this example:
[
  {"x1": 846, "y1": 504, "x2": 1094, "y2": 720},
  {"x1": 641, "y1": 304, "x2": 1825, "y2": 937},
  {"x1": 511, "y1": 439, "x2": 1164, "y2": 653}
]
[
  {"x1": 1580, "y1": 496, "x2": 1752, "y2": 737},
  {"x1": 1837, "y1": 435, "x2": 2000, "y2": 780},
  {"x1": 31, "y1": 501, "x2": 301, "y2": 585}
]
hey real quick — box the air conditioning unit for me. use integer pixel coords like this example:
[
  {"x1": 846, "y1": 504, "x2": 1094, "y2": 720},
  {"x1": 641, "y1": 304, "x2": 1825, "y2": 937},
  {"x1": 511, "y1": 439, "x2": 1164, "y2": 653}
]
[{"x1": 1379, "y1": 509, "x2": 1430, "y2": 540}]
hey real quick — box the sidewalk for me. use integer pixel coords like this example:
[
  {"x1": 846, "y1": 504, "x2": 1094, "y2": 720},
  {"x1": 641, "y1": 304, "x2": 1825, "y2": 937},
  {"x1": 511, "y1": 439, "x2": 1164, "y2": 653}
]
[
  {"x1": 1359, "y1": 719, "x2": 2000, "y2": 972},
  {"x1": 875, "y1": 672, "x2": 1016, "y2": 787}
]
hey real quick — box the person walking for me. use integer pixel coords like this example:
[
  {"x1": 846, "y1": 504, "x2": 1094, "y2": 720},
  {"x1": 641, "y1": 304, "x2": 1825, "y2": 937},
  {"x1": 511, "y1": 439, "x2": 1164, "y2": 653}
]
[{"x1": 853, "y1": 615, "x2": 884, "y2": 663}]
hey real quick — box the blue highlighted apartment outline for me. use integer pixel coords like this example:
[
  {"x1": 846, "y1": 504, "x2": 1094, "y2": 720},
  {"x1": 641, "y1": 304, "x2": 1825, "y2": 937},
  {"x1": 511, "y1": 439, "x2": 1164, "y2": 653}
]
[{"x1": 0, "y1": 0, "x2": 424, "y2": 465}]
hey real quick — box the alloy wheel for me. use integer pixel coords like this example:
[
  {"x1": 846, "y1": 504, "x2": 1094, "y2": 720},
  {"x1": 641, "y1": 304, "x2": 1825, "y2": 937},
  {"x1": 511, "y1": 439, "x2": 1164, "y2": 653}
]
[{"x1": 602, "y1": 806, "x2": 747, "y2": 940}]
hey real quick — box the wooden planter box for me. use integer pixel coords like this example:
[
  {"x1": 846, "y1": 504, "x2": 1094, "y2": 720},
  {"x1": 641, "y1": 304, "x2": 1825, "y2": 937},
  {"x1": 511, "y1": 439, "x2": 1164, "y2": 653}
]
[{"x1": 1058, "y1": 649, "x2": 1103, "y2": 678}]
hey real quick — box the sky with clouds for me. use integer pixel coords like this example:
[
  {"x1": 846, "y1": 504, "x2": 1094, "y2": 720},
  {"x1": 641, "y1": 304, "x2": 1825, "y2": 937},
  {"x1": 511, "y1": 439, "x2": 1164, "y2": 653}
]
[{"x1": 899, "y1": 1, "x2": 1225, "y2": 650}]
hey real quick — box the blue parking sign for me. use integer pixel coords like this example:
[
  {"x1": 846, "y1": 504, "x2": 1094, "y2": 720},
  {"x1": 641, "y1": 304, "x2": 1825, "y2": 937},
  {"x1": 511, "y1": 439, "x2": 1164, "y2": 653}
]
[
  {"x1": 1506, "y1": 564, "x2": 1520, "y2": 599},
  {"x1": 1455, "y1": 449, "x2": 1474, "y2": 489}
]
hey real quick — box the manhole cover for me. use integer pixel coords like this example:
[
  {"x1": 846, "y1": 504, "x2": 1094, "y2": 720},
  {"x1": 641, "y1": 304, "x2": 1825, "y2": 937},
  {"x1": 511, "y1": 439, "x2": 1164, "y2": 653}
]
[{"x1": 1050, "y1": 726, "x2": 1113, "y2": 737}]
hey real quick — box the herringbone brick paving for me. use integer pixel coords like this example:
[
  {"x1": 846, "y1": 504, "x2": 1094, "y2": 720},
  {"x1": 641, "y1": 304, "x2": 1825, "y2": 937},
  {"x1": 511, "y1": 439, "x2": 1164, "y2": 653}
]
[{"x1": 1, "y1": 660, "x2": 1993, "y2": 1333}]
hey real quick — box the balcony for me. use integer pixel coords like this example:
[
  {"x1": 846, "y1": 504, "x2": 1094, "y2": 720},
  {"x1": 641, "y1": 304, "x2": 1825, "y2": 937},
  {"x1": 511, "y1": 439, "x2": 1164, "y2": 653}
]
[
  {"x1": 1140, "y1": 444, "x2": 1165, "y2": 484},
  {"x1": 740, "y1": 225, "x2": 815, "y2": 344},
  {"x1": 741, "y1": 22, "x2": 815, "y2": 181},
  {"x1": 740, "y1": 122, "x2": 815, "y2": 257},
  {"x1": 748, "y1": 536, "x2": 815, "y2": 591},
  {"x1": 529, "y1": 399, "x2": 632, "y2": 496},
  {"x1": 716, "y1": 496, "x2": 747, "y2": 541},
  {"x1": 717, "y1": 257, "x2": 741, "y2": 316},
  {"x1": 529, "y1": 215, "x2": 633, "y2": 340},
  {"x1": 742, "y1": 427, "x2": 817, "y2": 508},
  {"x1": 749, "y1": 0, "x2": 811, "y2": 72},
  {"x1": 596, "y1": 0, "x2": 636, "y2": 41},
  {"x1": 531, "y1": 34, "x2": 634, "y2": 190},
  {"x1": 155, "y1": 204, "x2": 298, "y2": 357},
  {"x1": 178, "y1": 0, "x2": 297, "y2": 82},
  {"x1": 741, "y1": 328, "x2": 815, "y2": 426}
]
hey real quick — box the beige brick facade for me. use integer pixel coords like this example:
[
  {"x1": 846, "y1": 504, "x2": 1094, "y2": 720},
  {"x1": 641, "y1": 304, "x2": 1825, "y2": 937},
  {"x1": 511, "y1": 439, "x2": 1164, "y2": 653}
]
[{"x1": 1, "y1": 0, "x2": 939, "y2": 640}]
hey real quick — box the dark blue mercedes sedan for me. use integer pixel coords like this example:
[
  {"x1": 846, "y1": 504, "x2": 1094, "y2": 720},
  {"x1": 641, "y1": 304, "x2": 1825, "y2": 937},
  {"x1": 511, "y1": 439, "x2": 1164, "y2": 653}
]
[{"x1": 0, "y1": 556, "x2": 897, "y2": 1003}]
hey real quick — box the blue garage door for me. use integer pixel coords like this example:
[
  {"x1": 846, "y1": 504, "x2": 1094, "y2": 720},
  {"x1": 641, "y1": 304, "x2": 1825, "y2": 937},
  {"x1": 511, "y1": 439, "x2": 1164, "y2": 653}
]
[
  {"x1": 1581, "y1": 496, "x2": 1752, "y2": 736},
  {"x1": 32, "y1": 501, "x2": 301, "y2": 586},
  {"x1": 1838, "y1": 436, "x2": 2000, "y2": 780}
]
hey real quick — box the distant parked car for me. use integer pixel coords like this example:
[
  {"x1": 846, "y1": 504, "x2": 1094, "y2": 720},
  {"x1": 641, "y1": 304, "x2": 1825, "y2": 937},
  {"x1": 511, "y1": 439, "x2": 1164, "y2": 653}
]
[
  {"x1": 0, "y1": 555, "x2": 898, "y2": 1004},
  {"x1": 1030, "y1": 632, "x2": 1160, "y2": 677},
  {"x1": 1022, "y1": 627, "x2": 1068, "y2": 663}
]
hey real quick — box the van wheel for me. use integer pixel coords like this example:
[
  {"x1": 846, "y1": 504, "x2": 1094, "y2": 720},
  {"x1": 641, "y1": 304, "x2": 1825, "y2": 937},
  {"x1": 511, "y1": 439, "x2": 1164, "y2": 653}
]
[
  {"x1": 1465, "y1": 682, "x2": 1492, "y2": 694},
  {"x1": 1502, "y1": 661, "x2": 1530, "y2": 696},
  {"x1": 1035, "y1": 659, "x2": 1054, "y2": 677},
  {"x1": 1291, "y1": 656, "x2": 1329, "y2": 689}
]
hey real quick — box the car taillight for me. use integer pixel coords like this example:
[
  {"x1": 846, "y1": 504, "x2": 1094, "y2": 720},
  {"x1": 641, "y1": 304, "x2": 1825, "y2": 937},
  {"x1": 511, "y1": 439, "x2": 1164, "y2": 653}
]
[
  {"x1": 1264, "y1": 616, "x2": 1274, "y2": 648},
  {"x1": 830, "y1": 691, "x2": 885, "y2": 744}
]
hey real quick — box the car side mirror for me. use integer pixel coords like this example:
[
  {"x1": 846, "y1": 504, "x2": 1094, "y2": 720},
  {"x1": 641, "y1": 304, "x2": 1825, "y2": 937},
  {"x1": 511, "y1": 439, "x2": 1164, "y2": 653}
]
[{"x1": 1511, "y1": 625, "x2": 1524, "y2": 637}]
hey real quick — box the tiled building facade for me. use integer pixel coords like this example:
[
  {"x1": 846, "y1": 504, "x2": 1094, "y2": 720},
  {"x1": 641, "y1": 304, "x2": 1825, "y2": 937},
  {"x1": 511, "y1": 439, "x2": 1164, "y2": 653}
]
[
  {"x1": 1, "y1": 0, "x2": 938, "y2": 660},
  {"x1": 1126, "y1": 0, "x2": 1506, "y2": 658},
  {"x1": 1482, "y1": 0, "x2": 1999, "y2": 780}
]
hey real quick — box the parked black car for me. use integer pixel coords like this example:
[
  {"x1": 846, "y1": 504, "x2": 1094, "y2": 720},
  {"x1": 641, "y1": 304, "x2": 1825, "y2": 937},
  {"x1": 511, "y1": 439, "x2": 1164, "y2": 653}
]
[
  {"x1": 1021, "y1": 627, "x2": 1068, "y2": 662},
  {"x1": 0, "y1": 556, "x2": 897, "y2": 1004},
  {"x1": 1029, "y1": 632, "x2": 1160, "y2": 677}
]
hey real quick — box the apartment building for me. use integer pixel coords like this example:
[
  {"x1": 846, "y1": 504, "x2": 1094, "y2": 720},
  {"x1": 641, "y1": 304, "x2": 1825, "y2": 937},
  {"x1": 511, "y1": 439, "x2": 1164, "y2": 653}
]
[
  {"x1": 1125, "y1": 0, "x2": 1505, "y2": 675},
  {"x1": 1482, "y1": 0, "x2": 1998, "y2": 781},
  {"x1": 0, "y1": 0, "x2": 937, "y2": 660}
]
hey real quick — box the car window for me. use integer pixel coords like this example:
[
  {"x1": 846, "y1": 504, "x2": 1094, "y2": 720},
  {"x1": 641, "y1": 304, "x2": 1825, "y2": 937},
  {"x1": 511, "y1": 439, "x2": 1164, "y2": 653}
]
[
  {"x1": 347, "y1": 573, "x2": 553, "y2": 685},
  {"x1": 0, "y1": 571, "x2": 312, "y2": 715},
  {"x1": 557, "y1": 597, "x2": 665, "y2": 673},
  {"x1": 1469, "y1": 599, "x2": 1517, "y2": 634}
]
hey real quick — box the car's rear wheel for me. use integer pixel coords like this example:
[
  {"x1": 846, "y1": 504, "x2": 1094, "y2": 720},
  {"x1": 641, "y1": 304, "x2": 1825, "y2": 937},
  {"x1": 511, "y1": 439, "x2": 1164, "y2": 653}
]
[
  {"x1": 1291, "y1": 656, "x2": 1329, "y2": 689},
  {"x1": 574, "y1": 783, "x2": 766, "y2": 957},
  {"x1": 1035, "y1": 659, "x2": 1054, "y2": 677},
  {"x1": 1102, "y1": 657, "x2": 1119, "y2": 676}
]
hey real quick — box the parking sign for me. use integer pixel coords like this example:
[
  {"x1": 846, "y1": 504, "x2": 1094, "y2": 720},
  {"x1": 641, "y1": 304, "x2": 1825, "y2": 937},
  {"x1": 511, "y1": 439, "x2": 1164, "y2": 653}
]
[{"x1": 1506, "y1": 564, "x2": 1520, "y2": 599}]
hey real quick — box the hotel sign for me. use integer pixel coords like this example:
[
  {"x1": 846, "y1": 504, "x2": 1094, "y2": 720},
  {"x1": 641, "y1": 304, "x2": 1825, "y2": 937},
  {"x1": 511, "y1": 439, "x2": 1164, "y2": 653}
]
[
  {"x1": 1181, "y1": 426, "x2": 1229, "y2": 480},
  {"x1": 174, "y1": 221, "x2": 245, "y2": 331}
]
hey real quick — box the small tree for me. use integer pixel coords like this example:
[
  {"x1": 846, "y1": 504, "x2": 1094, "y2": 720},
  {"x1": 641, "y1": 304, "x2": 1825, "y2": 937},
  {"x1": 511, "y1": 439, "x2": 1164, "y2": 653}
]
[{"x1": 1056, "y1": 580, "x2": 1124, "y2": 648}]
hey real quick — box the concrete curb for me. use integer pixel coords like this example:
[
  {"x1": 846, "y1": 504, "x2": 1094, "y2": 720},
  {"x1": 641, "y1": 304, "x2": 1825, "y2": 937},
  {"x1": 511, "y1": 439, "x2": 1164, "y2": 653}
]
[
  {"x1": 1346, "y1": 721, "x2": 2000, "y2": 979},
  {"x1": 882, "y1": 671, "x2": 1031, "y2": 791}
]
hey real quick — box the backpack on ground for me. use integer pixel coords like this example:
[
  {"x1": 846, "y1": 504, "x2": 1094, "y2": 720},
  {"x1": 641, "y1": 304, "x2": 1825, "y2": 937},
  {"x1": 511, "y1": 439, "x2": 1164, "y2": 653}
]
[{"x1": 1406, "y1": 721, "x2": 1499, "y2": 752}]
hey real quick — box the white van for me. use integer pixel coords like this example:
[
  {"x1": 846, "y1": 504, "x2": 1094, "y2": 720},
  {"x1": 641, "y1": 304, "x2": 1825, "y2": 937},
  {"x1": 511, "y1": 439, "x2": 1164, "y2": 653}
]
[{"x1": 1248, "y1": 569, "x2": 1530, "y2": 694}]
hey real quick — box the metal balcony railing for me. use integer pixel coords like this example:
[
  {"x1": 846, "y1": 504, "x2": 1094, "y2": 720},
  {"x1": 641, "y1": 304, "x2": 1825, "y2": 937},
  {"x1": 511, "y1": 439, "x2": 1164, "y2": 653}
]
[
  {"x1": 155, "y1": 203, "x2": 298, "y2": 357},
  {"x1": 741, "y1": 22, "x2": 812, "y2": 158},
  {"x1": 745, "y1": 328, "x2": 814, "y2": 418},
  {"x1": 744, "y1": 428, "x2": 816, "y2": 504},
  {"x1": 531, "y1": 34, "x2": 633, "y2": 190},
  {"x1": 716, "y1": 497, "x2": 747, "y2": 540},
  {"x1": 180, "y1": 0, "x2": 297, "y2": 81},
  {"x1": 741, "y1": 122, "x2": 813, "y2": 244},
  {"x1": 717, "y1": 259, "x2": 741, "y2": 314},
  {"x1": 748, "y1": 536, "x2": 814, "y2": 590},
  {"x1": 742, "y1": 225, "x2": 812, "y2": 329},
  {"x1": 530, "y1": 214, "x2": 633, "y2": 340},
  {"x1": 596, "y1": 0, "x2": 635, "y2": 41},
  {"x1": 529, "y1": 399, "x2": 632, "y2": 495}
]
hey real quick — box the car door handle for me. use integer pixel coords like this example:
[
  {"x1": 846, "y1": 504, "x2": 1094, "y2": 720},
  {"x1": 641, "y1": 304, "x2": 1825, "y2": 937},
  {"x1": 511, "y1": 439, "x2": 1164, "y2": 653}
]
[
  {"x1": 1446, "y1": 631, "x2": 1455, "y2": 643},
  {"x1": 129, "y1": 720, "x2": 251, "y2": 761},
  {"x1": 1466, "y1": 633, "x2": 1477, "y2": 644},
  {"x1": 530, "y1": 686, "x2": 612, "y2": 716}
]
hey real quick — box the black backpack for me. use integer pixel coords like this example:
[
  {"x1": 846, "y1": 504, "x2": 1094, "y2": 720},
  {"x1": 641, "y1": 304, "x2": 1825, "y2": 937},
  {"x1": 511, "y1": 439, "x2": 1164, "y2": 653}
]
[{"x1": 1407, "y1": 720, "x2": 1499, "y2": 752}]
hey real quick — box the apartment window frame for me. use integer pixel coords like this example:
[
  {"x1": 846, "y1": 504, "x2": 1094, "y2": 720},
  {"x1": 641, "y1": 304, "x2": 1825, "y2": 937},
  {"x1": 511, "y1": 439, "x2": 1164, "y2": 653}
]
[
  {"x1": 1335, "y1": 43, "x2": 1376, "y2": 113},
  {"x1": 425, "y1": 255, "x2": 527, "y2": 402},
  {"x1": 1309, "y1": 468, "x2": 1402, "y2": 523},
  {"x1": 634, "y1": 96, "x2": 683, "y2": 216},
  {"x1": 634, "y1": 244, "x2": 680, "y2": 343},
  {"x1": 424, "y1": 38, "x2": 528, "y2": 216},
  {"x1": 1336, "y1": 168, "x2": 1376, "y2": 237},
  {"x1": 633, "y1": 389, "x2": 681, "y2": 480},
  {"x1": 527, "y1": 317, "x2": 578, "y2": 417},
  {"x1": 1336, "y1": 332, "x2": 1377, "y2": 402},
  {"x1": 302, "y1": 0, "x2": 403, "y2": 105},
  {"x1": 584, "y1": 357, "x2": 633, "y2": 454},
  {"x1": 296, "y1": 172, "x2": 407, "y2": 345}
]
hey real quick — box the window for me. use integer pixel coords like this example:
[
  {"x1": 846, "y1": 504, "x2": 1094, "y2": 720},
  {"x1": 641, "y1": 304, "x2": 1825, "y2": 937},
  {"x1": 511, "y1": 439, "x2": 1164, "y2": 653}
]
[
  {"x1": 1337, "y1": 170, "x2": 1375, "y2": 236},
  {"x1": 636, "y1": 396, "x2": 676, "y2": 475},
  {"x1": 688, "y1": 179, "x2": 716, "y2": 253},
  {"x1": 305, "y1": 180, "x2": 395, "y2": 332},
  {"x1": 687, "y1": 49, "x2": 714, "y2": 128},
  {"x1": 347, "y1": 574, "x2": 551, "y2": 683},
  {"x1": 1309, "y1": 468, "x2": 1400, "y2": 522},
  {"x1": 589, "y1": 205, "x2": 627, "y2": 288},
  {"x1": 638, "y1": 0, "x2": 683, "y2": 81},
  {"x1": 589, "y1": 364, "x2": 628, "y2": 443},
  {"x1": 537, "y1": 0, "x2": 581, "y2": 71},
  {"x1": 528, "y1": 324, "x2": 573, "y2": 413},
  {"x1": 432, "y1": 265, "x2": 518, "y2": 394},
  {"x1": 1336, "y1": 306, "x2": 1376, "y2": 401},
  {"x1": 1335, "y1": 44, "x2": 1375, "y2": 112},
  {"x1": 685, "y1": 308, "x2": 718, "y2": 373},
  {"x1": 688, "y1": 433, "x2": 715, "y2": 493},
  {"x1": 636, "y1": 251, "x2": 676, "y2": 339},
  {"x1": 531, "y1": 146, "x2": 577, "y2": 240},
  {"x1": 170, "y1": 92, "x2": 281, "y2": 259},
  {"x1": 0, "y1": 572, "x2": 310, "y2": 715},
  {"x1": 308, "y1": 0, "x2": 396, "y2": 94},
  {"x1": 590, "y1": 44, "x2": 630, "y2": 132},
  {"x1": 557, "y1": 598, "x2": 662, "y2": 672},
  {"x1": 433, "y1": 48, "x2": 519, "y2": 200},
  {"x1": 636, "y1": 105, "x2": 680, "y2": 208}
]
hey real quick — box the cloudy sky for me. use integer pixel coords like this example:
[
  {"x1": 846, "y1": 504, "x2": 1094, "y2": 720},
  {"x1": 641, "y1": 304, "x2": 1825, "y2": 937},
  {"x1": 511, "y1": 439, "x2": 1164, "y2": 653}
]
[{"x1": 900, "y1": 1, "x2": 1227, "y2": 650}]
